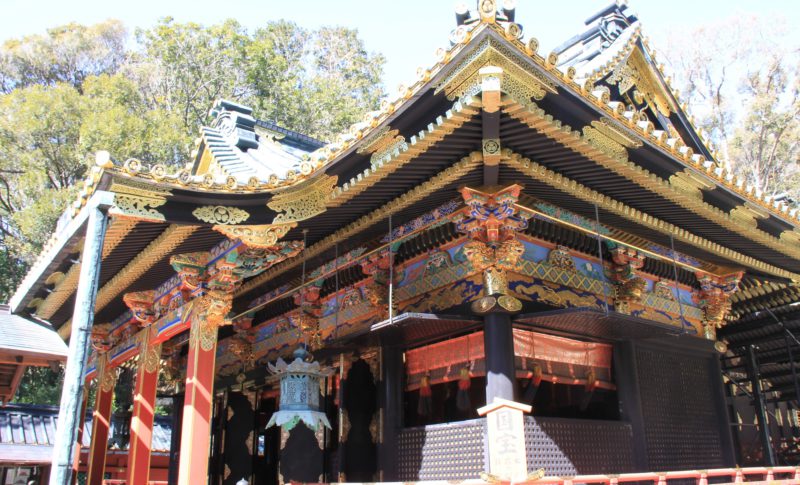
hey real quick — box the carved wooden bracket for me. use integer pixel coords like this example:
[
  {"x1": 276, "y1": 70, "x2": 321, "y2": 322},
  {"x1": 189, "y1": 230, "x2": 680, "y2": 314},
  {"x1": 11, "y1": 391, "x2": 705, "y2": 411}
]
[
  {"x1": 693, "y1": 271, "x2": 743, "y2": 340},
  {"x1": 608, "y1": 246, "x2": 647, "y2": 314},
  {"x1": 453, "y1": 185, "x2": 533, "y2": 314}
]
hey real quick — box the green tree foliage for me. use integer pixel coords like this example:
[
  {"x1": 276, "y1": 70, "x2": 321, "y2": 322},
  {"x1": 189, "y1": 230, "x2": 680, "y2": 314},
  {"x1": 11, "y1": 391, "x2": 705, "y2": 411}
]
[
  {"x1": 664, "y1": 16, "x2": 800, "y2": 201},
  {"x1": 133, "y1": 18, "x2": 253, "y2": 130},
  {"x1": 0, "y1": 20, "x2": 127, "y2": 93},
  {"x1": 13, "y1": 365, "x2": 65, "y2": 405},
  {"x1": 247, "y1": 22, "x2": 385, "y2": 141},
  {"x1": 0, "y1": 18, "x2": 385, "y2": 304}
]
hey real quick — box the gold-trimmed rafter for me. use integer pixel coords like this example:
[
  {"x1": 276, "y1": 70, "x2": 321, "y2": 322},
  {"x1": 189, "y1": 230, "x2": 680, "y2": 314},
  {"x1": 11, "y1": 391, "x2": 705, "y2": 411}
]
[
  {"x1": 501, "y1": 94, "x2": 800, "y2": 261},
  {"x1": 329, "y1": 98, "x2": 480, "y2": 208},
  {"x1": 235, "y1": 152, "x2": 483, "y2": 297},
  {"x1": 502, "y1": 151, "x2": 798, "y2": 281},
  {"x1": 268, "y1": 174, "x2": 338, "y2": 224},
  {"x1": 36, "y1": 218, "x2": 137, "y2": 319},
  {"x1": 58, "y1": 224, "x2": 198, "y2": 339}
]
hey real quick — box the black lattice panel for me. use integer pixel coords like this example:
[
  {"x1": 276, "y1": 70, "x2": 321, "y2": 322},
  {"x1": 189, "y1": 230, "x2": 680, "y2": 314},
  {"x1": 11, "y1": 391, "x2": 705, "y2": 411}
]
[
  {"x1": 635, "y1": 347, "x2": 724, "y2": 470},
  {"x1": 397, "y1": 419, "x2": 486, "y2": 480},
  {"x1": 525, "y1": 416, "x2": 635, "y2": 475}
]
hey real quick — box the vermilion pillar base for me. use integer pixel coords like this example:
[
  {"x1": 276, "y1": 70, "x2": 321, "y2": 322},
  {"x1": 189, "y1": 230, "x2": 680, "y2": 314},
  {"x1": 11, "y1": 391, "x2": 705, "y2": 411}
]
[
  {"x1": 127, "y1": 336, "x2": 162, "y2": 485},
  {"x1": 86, "y1": 357, "x2": 116, "y2": 485},
  {"x1": 177, "y1": 322, "x2": 218, "y2": 485}
]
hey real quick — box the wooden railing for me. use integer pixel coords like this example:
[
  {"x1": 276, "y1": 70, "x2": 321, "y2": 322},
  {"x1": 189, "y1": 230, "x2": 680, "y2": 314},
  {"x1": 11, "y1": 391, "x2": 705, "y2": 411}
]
[
  {"x1": 291, "y1": 466, "x2": 800, "y2": 485},
  {"x1": 530, "y1": 466, "x2": 800, "y2": 484}
]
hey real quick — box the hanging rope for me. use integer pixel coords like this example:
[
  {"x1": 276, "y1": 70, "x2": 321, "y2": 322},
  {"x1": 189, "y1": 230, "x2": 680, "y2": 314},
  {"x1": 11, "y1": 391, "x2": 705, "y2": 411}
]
[
  {"x1": 593, "y1": 203, "x2": 610, "y2": 314},
  {"x1": 456, "y1": 332, "x2": 472, "y2": 411},
  {"x1": 297, "y1": 229, "x2": 309, "y2": 350},
  {"x1": 333, "y1": 242, "x2": 340, "y2": 342},
  {"x1": 669, "y1": 232, "x2": 686, "y2": 334},
  {"x1": 388, "y1": 214, "x2": 394, "y2": 325}
]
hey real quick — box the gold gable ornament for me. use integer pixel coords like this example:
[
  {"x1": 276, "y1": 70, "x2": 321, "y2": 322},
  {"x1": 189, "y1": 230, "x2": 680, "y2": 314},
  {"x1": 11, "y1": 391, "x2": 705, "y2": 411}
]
[{"x1": 267, "y1": 174, "x2": 337, "y2": 224}]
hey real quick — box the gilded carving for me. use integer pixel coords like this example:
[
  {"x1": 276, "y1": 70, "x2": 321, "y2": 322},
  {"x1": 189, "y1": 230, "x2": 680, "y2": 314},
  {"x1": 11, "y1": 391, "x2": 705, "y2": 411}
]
[
  {"x1": 193, "y1": 205, "x2": 250, "y2": 225},
  {"x1": 90, "y1": 324, "x2": 114, "y2": 352},
  {"x1": 111, "y1": 192, "x2": 167, "y2": 222},
  {"x1": 123, "y1": 290, "x2": 156, "y2": 325},
  {"x1": 483, "y1": 138, "x2": 501, "y2": 157},
  {"x1": 502, "y1": 152, "x2": 797, "y2": 281},
  {"x1": 654, "y1": 279, "x2": 676, "y2": 301},
  {"x1": 435, "y1": 37, "x2": 555, "y2": 102},
  {"x1": 453, "y1": 185, "x2": 533, "y2": 314},
  {"x1": 729, "y1": 203, "x2": 769, "y2": 229},
  {"x1": 591, "y1": 119, "x2": 642, "y2": 148},
  {"x1": 268, "y1": 174, "x2": 337, "y2": 224},
  {"x1": 608, "y1": 49, "x2": 675, "y2": 117},
  {"x1": 140, "y1": 336, "x2": 162, "y2": 374},
  {"x1": 189, "y1": 291, "x2": 231, "y2": 351},
  {"x1": 608, "y1": 246, "x2": 647, "y2": 314},
  {"x1": 237, "y1": 154, "x2": 483, "y2": 297},
  {"x1": 357, "y1": 128, "x2": 408, "y2": 167},
  {"x1": 669, "y1": 170, "x2": 716, "y2": 199},
  {"x1": 547, "y1": 245, "x2": 577, "y2": 271},
  {"x1": 502, "y1": 97, "x2": 800, "y2": 266},
  {"x1": 98, "y1": 357, "x2": 117, "y2": 393},
  {"x1": 213, "y1": 224, "x2": 296, "y2": 249},
  {"x1": 582, "y1": 126, "x2": 628, "y2": 161},
  {"x1": 694, "y1": 271, "x2": 742, "y2": 341}
]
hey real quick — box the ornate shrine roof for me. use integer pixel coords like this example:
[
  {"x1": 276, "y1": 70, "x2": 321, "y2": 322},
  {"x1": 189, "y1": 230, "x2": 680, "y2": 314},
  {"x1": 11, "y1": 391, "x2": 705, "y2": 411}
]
[{"x1": 8, "y1": 1, "x2": 800, "y2": 386}]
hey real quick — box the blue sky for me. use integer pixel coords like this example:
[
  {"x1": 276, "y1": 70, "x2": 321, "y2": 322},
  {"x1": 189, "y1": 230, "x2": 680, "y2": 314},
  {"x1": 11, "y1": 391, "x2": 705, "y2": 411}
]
[{"x1": 2, "y1": 0, "x2": 799, "y2": 90}]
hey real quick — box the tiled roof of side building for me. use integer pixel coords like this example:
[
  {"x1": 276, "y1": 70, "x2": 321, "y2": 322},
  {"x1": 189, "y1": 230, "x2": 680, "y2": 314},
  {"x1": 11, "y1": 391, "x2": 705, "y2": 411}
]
[{"x1": 0, "y1": 403, "x2": 172, "y2": 464}]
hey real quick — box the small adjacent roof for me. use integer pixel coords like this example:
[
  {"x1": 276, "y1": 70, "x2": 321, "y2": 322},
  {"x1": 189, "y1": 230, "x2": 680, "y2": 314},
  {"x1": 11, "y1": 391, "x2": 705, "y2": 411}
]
[
  {"x1": 0, "y1": 403, "x2": 172, "y2": 464},
  {"x1": 0, "y1": 304, "x2": 67, "y2": 360},
  {"x1": 192, "y1": 100, "x2": 324, "y2": 185},
  {"x1": 0, "y1": 304, "x2": 67, "y2": 403}
]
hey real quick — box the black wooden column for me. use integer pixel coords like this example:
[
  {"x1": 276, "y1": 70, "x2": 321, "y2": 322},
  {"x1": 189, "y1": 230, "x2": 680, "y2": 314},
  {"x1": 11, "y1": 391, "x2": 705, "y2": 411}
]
[
  {"x1": 483, "y1": 312, "x2": 516, "y2": 403},
  {"x1": 223, "y1": 391, "x2": 256, "y2": 485},
  {"x1": 612, "y1": 341, "x2": 648, "y2": 471},
  {"x1": 748, "y1": 345, "x2": 776, "y2": 466},
  {"x1": 167, "y1": 393, "x2": 184, "y2": 485},
  {"x1": 379, "y1": 340, "x2": 403, "y2": 480}
]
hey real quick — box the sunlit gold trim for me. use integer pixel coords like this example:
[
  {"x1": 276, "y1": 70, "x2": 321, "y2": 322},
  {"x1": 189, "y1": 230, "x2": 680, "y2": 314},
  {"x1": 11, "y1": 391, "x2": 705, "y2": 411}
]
[
  {"x1": 213, "y1": 223, "x2": 296, "y2": 249},
  {"x1": 328, "y1": 98, "x2": 480, "y2": 208},
  {"x1": 37, "y1": 218, "x2": 136, "y2": 320},
  {"x1": 502, "y1": 95, "x2": 800, "y2": 261},
  {"x1": 503, "y1": 151, "x2": 799, "y2": 281},
  {"x1": 59, "y1": 224, "x2": 196, "y2": 338},
  {"x1": 268, "y1": 174, "x2": 338, "y2": 223},
  {"x1": 192, "y1": 206, "x2": 250, "y2": 225},
  {"x1": 235, "y1": 152, "x2": 484, "y2": 297}
]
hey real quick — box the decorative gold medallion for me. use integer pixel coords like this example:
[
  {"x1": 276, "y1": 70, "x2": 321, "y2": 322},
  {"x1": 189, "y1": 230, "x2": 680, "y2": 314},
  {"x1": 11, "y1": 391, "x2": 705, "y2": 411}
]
[
  {"x1": 497, "y1": 295, "x2": 523, "y2": 313},
  {"x1": 193, "y1": 205, "x2": 250, "y2": 224}
]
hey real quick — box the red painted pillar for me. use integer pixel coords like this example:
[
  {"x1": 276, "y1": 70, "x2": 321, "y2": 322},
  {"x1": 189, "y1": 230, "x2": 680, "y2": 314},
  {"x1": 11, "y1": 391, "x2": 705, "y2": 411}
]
[
  {"x1": 86, "y1": 355, "x2": 116, "y2": 485},
  {"x1": 177, "y1": 316, "x2": 219, "y2": 485},
  {"x1": 127, "y1": 331, "x2": 162, "y2": 485}
]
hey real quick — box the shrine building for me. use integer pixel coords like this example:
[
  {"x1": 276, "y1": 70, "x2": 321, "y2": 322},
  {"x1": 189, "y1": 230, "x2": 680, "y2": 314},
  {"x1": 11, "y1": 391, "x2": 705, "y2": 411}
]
[{"x1": 7, "y1": 2, "x2": 800, "y2": 484}]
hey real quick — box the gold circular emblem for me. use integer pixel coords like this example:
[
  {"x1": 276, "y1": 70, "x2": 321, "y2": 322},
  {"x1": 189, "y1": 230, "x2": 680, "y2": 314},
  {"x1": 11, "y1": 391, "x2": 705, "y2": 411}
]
[{"x1": 497, "y1": 295, "x2": 522, "y2": 313}]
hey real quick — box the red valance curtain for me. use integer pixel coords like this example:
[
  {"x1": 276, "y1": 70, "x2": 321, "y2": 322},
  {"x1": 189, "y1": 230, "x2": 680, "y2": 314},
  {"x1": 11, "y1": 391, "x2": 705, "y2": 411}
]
[{"x1": 405, "y1": 329, "x2": 613, "y2": 390}]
